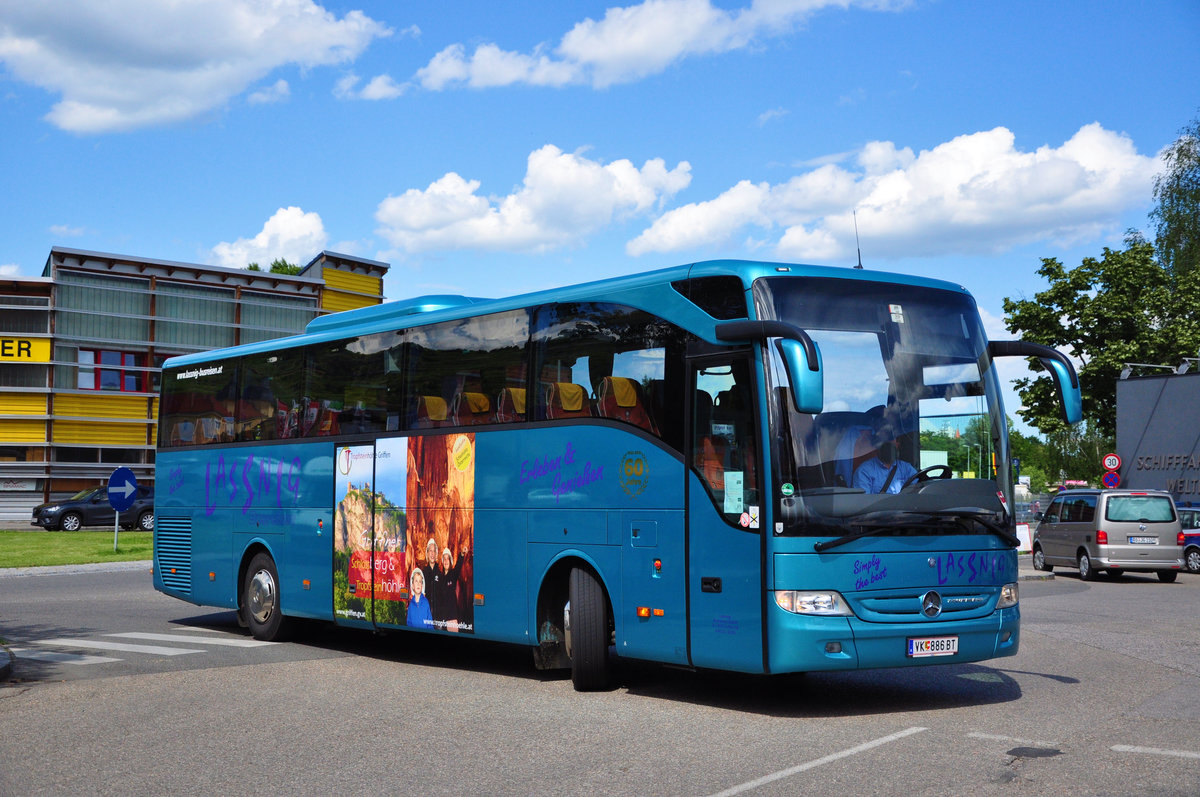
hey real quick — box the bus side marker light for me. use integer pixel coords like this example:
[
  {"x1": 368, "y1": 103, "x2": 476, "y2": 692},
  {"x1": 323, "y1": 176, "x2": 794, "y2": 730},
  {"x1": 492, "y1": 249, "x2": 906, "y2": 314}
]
[
  {"x1": 209, "y1": 572, "x2": 215, "y2": 581},
  {"x1": 303, "y1": 579, "x2": 311, "y2": 590},
  {"x1": 654, "y1": 558, "x2": 662, "y2": 573},
  {"x1": 474, "y1": 593, "x2": 484, "y2": 606},
  {"x1": 825, "y1": 642, "x2": 842, "y2": 654},
  {"x1": 653, "y1": 608, "x2": 664, "y2": 617},
  {"x1": 636, "y1": 606, "x2": 651, "y2": 618}
]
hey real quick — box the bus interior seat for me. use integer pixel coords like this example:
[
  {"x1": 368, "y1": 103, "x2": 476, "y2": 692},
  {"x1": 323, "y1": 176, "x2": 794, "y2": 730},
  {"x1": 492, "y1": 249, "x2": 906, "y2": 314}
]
[
  {"x1": 545, "y1": 382, "x2": 592, "y2": 420},
  {"x1": 597, "y1": 376, "x2": 658, "y2": 434},
  {"x1": 712, "y1": 387, "x2": 754, "y2": 483},
  {"x1": 693, "y1": 389, "x2": 727, "y2": 491},
  {"x1": 495, "y1": 387, "x2": 526, "y2": 422},
  {"x1": 412, "y1": 394, "x2": 450, "y2": 428},
  {"x1": 811, "y1": 411, "x2": 876, "y2": 487},
  {"x1": 453, "y1": 391, "x2": 493, "y2": 425}
]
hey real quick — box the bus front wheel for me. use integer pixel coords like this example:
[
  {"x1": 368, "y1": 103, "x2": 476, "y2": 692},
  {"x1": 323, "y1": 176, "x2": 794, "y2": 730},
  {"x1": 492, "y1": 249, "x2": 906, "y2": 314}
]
[
  {"x1": 566, "y1": 567, "x2": 612, "y2": 691},
  {"x1": 242, "y1": 552, "x2": 291, "y2": 641}
]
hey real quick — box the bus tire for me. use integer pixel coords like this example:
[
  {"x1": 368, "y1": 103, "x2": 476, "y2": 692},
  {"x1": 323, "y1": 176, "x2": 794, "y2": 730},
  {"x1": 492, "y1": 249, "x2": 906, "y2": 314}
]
[
  {"x1": 568, "y1": 566, "x2": 612, "y2": 691},
  {"x1": 242, "y1": 552, "x2": 291, "y2": 641}
]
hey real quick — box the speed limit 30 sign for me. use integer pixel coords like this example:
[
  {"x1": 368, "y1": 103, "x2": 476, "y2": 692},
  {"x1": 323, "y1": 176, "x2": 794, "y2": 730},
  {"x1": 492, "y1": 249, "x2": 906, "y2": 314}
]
[{"x1": 1102, "y1": 453, "x2": 1121, "y2": 472}]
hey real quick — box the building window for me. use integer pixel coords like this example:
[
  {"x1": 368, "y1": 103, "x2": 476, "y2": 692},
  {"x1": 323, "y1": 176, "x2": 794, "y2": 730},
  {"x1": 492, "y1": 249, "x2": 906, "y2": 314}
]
[{"x1": 78, "y1": 350, "x2": 143, "y2": 392}]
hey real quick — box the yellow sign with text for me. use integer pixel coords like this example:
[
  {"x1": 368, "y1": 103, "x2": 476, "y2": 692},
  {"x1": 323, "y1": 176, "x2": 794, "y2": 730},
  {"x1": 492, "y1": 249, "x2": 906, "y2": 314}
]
[{"x1": 0, "y1": 338, "x2": 51, "y2": 363}]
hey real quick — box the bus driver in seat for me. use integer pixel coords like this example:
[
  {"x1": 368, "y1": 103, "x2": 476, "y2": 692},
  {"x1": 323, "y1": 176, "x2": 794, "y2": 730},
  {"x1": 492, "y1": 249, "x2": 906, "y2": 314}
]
[{"x1": 853, "y1": 432, "x2": 916, "y2": 495}]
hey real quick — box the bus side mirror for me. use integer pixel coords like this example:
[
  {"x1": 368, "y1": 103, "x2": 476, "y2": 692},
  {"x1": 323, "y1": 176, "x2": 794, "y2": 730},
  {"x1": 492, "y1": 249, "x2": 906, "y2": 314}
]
[
  {"x1": 987, "y1": 340, "x2": 1082, "y2": 425},
  {"x1": 777, "y1": 338, "x2": 823, "y2": 414},
  {"x1": 1042, "y1": 357, "x2": 1083, "y2": 425}
]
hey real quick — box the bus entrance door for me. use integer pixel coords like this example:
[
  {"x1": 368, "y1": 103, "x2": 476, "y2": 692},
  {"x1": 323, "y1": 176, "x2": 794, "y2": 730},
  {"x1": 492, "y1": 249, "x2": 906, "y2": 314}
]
[{"x1": 686, "y1": 356, "x2": 765, "y2": 673}]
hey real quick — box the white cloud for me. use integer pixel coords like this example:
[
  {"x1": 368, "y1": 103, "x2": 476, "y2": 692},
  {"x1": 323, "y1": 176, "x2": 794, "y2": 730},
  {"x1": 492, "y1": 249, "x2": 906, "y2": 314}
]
[
  {"x1": 757, "y1": 107, "x2": 788, "y2": 126},
  {"x1": 375, "y1": 145, "x2": 691, "y2": 254},
  {"x1": 49, "y1": 224, "x2": 86, "y2": 237},
  {"x1": 415, "y1": 0, "x2": 904, "y2": 90},
  {"x1": 358, "y1": 74, "x2": 406, "y2": 100},
  {"x1": 0, "y1": 0, "x2": 391, "y2": 133},
  {"x1": 629, "y1": 124, "x2": 1158, "y2": 261},
  {"x1": 247, "y1": 79, "x2": 290, "y2": 105},
  {"x1": 0, "y1": 263, "x2": 20, "y2": 277},
  {"x1": 211, "y1": 206, "x2": 328, "y2": 269},
  {"x1": 335, "y1": 72, "x2": 408, "y2": 100}
]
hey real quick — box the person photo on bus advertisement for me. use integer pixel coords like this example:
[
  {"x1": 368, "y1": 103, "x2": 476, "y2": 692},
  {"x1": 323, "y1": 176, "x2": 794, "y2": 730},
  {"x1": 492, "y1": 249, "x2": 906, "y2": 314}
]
[
  {"x1": 406, "y1": 566, "x2": 433, "y2": 629},
  {"x1": 853, "y1": 433, "x2": 917, "y2": 495}
]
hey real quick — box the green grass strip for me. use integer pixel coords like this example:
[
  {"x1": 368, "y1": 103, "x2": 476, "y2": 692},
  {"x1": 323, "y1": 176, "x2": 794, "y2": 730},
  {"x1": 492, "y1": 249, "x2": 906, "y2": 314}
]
[{"x1": 0, "y1": 530, "x2": 152, "y2": 569}]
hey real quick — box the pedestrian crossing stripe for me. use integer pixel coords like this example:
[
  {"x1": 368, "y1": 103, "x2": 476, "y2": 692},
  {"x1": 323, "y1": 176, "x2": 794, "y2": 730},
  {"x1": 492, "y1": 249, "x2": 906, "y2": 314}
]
[{"x1": 12, "y1": 629, "x2": 278, "y2": 665}]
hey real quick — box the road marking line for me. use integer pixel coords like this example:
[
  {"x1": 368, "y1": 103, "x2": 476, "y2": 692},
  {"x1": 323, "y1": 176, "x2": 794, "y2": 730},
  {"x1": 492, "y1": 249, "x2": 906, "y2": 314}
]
[
  {"x1": 107, "y1": 632, "x2": 276, "y2": 648},
  {"x1": 968, "y1": 732, "x2": 1059, "y2": 748},
  {"x1": 9, "y1": 648, "x2": 121, "y2": 665},
  {"x1": 1112, "y1": 744, "x2": 1200, "y2": 760},
  {"x1": 707, "y1": 727, "x2": 928, "y2": 797},
  {"x1": 33, "y1": 639, "x2": 204, "y2": 656}
]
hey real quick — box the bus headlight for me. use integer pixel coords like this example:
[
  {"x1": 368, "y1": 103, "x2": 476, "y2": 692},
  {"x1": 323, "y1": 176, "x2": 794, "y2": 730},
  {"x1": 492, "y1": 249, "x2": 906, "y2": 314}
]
[
  {"x1": 774, "y1": 590, "x2": 853, "y2": 616},
  {"x1": 997, "y1": 582, "x2": 1018, "y2": 609}
]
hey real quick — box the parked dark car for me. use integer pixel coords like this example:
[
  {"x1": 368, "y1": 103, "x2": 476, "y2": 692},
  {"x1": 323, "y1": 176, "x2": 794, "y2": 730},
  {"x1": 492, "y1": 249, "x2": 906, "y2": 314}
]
[
  {"x1": 1178, "y1": 507, "x2": 1200, "y2": 574},
  {"x1": 31, "y1": 485, "x2": 154, "y2": 531}
]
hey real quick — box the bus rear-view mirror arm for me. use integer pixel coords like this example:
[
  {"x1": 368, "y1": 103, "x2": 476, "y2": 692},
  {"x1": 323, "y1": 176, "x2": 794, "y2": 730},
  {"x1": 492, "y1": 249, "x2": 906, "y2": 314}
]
[
  {"x1": 715, "y1": 320, "x2": 823, "y2": 414},
  {"x1": 987, "y1": 340, "x2": 1083, "y2": 425}
]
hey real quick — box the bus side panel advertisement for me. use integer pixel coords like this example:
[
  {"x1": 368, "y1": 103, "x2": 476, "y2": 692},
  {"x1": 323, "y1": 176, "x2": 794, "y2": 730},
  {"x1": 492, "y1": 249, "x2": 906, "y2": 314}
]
[{"x1": 334, "y1": 434, "x2": 476, "y2": 634}]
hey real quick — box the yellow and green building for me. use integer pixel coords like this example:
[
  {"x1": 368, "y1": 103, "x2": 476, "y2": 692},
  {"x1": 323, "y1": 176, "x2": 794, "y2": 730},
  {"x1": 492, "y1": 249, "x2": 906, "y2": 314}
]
[{"x1": 0, "y1": 247, "x2": 387, "y2": 523}]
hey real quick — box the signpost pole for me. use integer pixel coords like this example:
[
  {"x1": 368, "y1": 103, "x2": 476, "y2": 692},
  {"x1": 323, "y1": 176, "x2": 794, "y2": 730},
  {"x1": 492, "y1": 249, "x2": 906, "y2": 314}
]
[{"x1": 107, "y1": 467, "x2": 138, "y2": 553}]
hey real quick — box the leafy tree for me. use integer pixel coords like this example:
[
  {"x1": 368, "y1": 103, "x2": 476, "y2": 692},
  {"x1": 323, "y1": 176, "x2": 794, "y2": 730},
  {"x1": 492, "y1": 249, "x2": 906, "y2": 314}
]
[
  {"x1": 1002, "y1": 233, "x2": 1200, "y2": 439},
  {"x1": 1151, "y1": 111, "x2": 1200, "y2": 279},
  {"x1": 269, "y1": 258, "x2": 301, "y2": 275},
  {"x1": 245, "y1": 259, "x2": 300, "y2": 274}
]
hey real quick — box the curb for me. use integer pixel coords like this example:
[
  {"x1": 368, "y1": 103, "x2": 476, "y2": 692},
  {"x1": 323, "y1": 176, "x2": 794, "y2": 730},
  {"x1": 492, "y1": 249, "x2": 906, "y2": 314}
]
[{"x1": 0, "y1": 645, "x2": 12, "y2": 682}]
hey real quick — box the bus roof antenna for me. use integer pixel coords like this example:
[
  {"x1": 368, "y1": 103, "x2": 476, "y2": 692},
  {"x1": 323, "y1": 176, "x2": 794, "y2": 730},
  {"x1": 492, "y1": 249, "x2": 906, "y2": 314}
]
[{"x1": 853, "y1": 210, "x2": 863, "y2": 269}]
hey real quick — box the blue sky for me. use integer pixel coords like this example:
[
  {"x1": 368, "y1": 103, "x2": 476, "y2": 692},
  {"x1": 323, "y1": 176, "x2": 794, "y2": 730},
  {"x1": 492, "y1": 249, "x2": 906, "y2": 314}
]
[{"x1": 2, "y1": 0, "x2": 1198, "y2": 428}]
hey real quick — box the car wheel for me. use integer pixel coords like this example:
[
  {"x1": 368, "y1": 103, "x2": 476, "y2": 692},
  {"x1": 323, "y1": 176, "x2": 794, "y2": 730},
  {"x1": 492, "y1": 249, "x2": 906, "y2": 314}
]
[
  {"x1": 60, "y1": 512, "x2": 83, "y2": 532},
  {"x1": 1157, "y1": 570, "x2": 1178, "y2": 583},
  {"x1": 1078, "y1": 551, "x2": 1097, "y2": 581},
  {"x1": 1032, "y1": 546, "x2": 1051, "y2": 572},
  {"x1": 1186, "y1": 547, "x2": 1200, "y2": 574},
  {"x1": 138, "y1": 511, "x2": 154, "y2": 531},
  {"x1": 242, "y1": 552, "x2": 291, "y2": 641},
  {"x1": 567, "y1": 566, "x2": 612, "y2": 691}
]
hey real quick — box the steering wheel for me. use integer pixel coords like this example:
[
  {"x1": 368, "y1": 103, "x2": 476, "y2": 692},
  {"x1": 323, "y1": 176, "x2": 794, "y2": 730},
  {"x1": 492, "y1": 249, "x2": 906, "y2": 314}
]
[{"x1": 901, "y1": 464, "x2": 952, "y2": 489}]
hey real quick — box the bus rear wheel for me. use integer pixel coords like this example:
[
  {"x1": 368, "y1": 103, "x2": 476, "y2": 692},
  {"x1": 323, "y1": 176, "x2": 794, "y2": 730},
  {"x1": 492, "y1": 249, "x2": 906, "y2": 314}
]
[
  {"x1": 566, "y1": 567, "x2": 612, "y2": 691},
  {"x1": 242, "y1": 552, "x2": 291, "y2": 641}
]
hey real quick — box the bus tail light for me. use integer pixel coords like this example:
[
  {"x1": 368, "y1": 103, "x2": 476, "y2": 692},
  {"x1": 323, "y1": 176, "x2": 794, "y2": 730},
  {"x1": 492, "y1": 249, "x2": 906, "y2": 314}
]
[
  {"x1": 774, "y1": 590, "x2": 852, "y2": 616},
  {"x1": 1096, "y1": 530, "x2": 1108, "y2": 545}
]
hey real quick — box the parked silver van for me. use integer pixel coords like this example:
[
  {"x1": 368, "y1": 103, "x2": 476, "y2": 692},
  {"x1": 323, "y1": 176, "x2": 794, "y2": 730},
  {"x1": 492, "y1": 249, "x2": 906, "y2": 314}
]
[{"x1": 1031, "y1": 489, "x2": 1184, "y2": 582}]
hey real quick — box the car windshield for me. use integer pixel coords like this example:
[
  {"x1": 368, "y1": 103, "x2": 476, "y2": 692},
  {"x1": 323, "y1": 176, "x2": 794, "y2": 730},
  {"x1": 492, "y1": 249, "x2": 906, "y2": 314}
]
[
  {"x1": 756, "y1": 276, "x2": 1011, "y2": 537},
  {"x1": 68, "y1": 488, "x2": 101, "y2": 501}
]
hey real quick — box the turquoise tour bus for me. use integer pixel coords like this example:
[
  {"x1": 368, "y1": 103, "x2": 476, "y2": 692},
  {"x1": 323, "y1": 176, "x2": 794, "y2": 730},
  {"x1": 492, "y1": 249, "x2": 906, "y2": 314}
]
[{"x1": 154, "y1": 259, "x2": 1081, "y2": 690}]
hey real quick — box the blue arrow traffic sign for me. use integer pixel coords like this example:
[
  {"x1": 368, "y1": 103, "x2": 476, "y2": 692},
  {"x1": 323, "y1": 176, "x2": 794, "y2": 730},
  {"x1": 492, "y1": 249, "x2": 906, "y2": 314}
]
[{"x1": 107, "y1": 467, "x2": 138, "y2": 512}]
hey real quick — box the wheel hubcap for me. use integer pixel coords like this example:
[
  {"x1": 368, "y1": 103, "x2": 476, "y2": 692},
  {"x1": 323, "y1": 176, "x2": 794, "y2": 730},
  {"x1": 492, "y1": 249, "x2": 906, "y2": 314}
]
[
  {"x1": 1188, "y1": 551, "x2": 1200, "y2": 572},
  {"x1": 248, "y1": 569, "x2": 276, "y2": 624}
]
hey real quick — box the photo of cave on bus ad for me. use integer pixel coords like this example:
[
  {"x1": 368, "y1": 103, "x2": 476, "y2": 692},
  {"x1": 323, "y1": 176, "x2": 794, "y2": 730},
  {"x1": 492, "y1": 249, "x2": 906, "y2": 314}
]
[{"x1": 334, "y1": 434, "x2": 476, "y2": 634}]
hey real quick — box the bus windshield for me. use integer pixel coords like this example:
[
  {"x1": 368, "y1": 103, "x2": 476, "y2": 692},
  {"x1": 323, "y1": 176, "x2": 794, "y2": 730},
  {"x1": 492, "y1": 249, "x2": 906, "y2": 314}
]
[{"x1": 756, "y1": 276, "x2": 1011, "y2": 536}]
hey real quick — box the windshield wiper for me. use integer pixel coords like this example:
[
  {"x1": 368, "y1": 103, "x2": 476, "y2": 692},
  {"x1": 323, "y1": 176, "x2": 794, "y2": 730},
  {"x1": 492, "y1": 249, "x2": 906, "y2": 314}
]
[{"x1": 813, "y1": 507, "x2": 1017, "y2": 552}]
